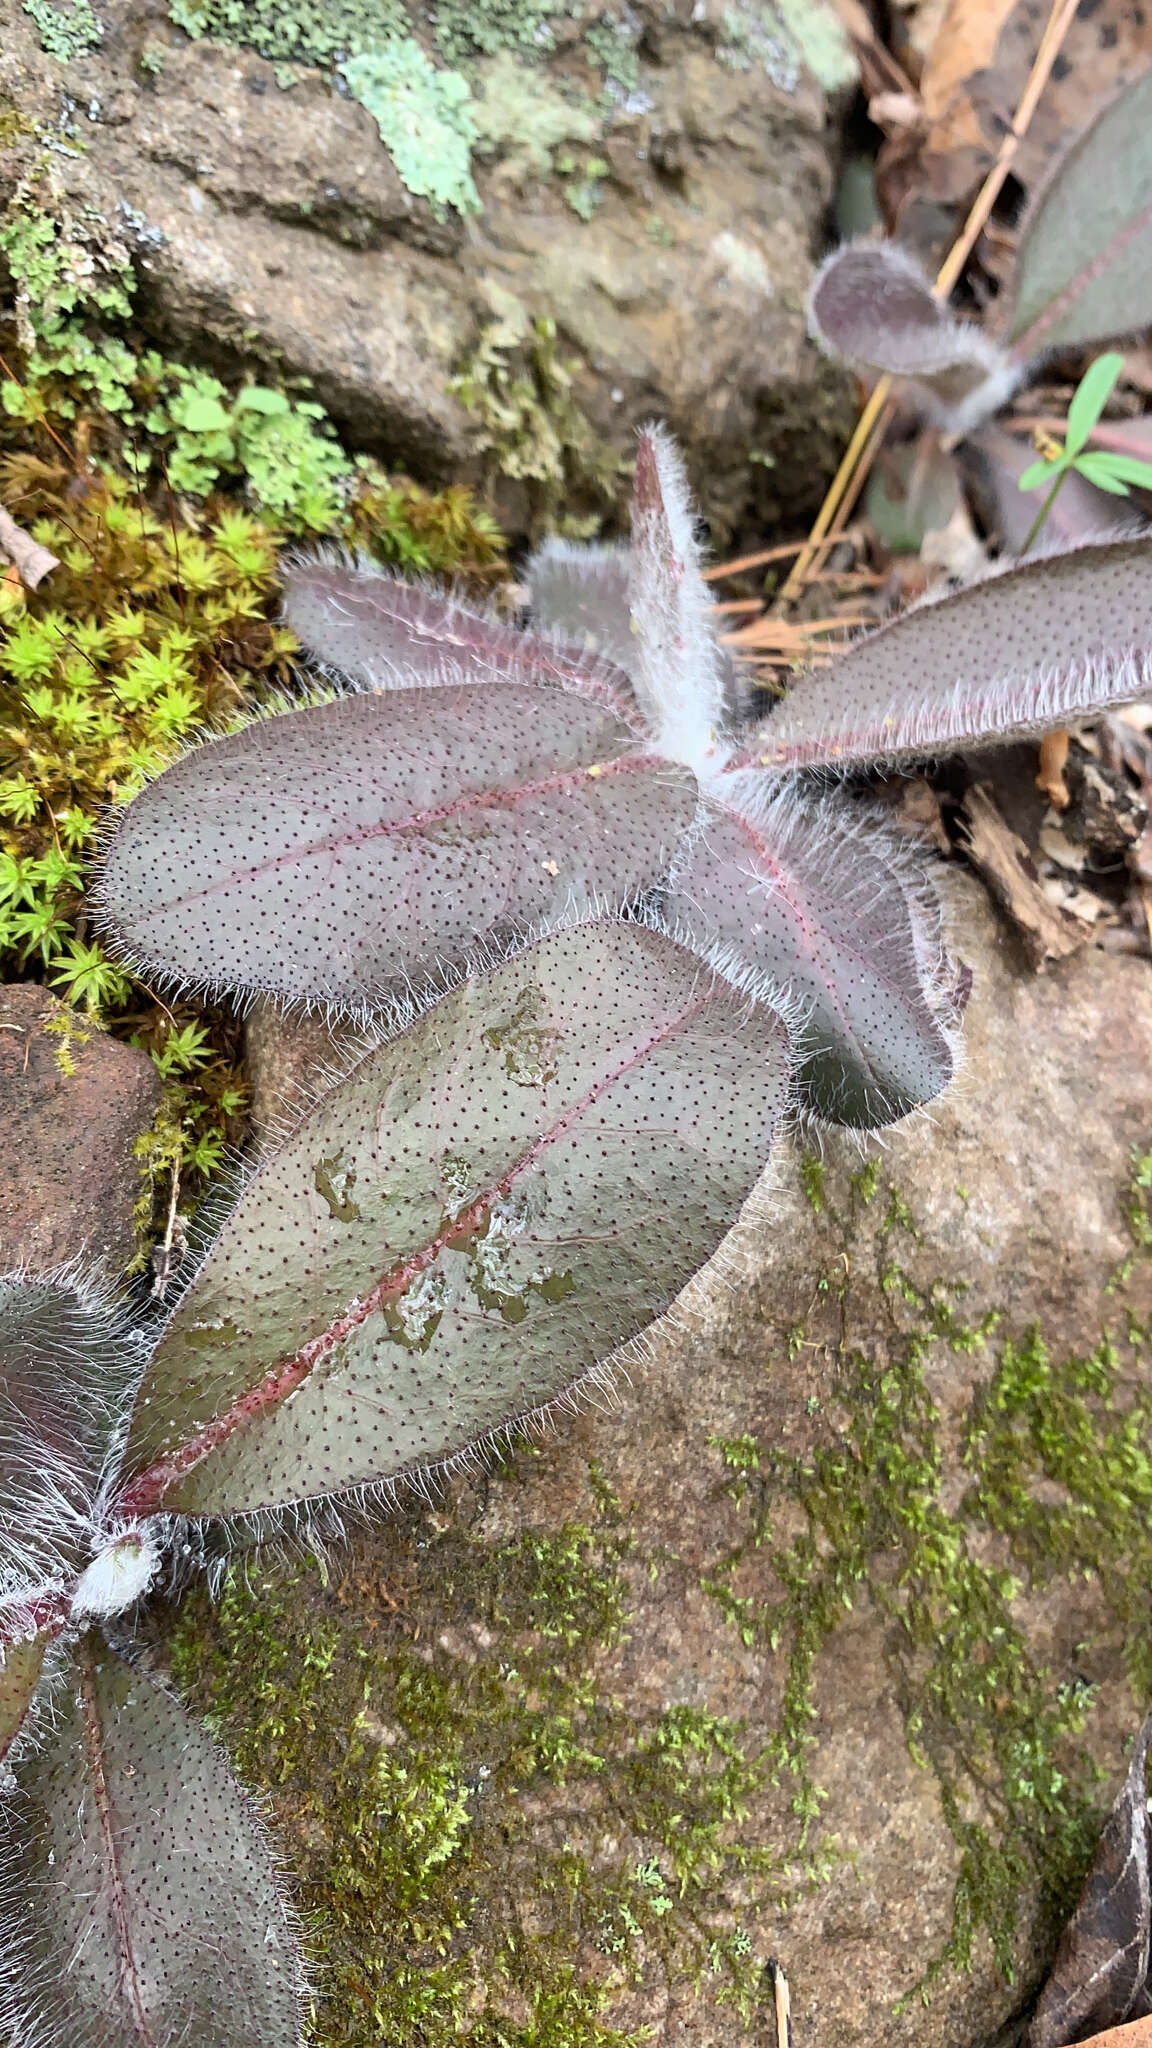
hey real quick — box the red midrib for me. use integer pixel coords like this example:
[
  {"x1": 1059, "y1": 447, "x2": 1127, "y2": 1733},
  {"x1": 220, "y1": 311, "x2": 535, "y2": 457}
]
[
  {"x1": 135, "y1": 750, "x2": 661, "y2": 918},
  {"x1": 79, "y1": 1638, "x2": 159, "y2": 2048},
  {"x1": 120, "y1": 984, "x2": 711, "y2": 1516}
]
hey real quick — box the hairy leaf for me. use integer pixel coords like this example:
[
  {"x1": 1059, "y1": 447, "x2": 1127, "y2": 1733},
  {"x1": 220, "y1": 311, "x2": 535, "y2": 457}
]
[
  {"x1": 1029, "y1": 1713, "x2": 1152, "y2": 2048},
  {"x1": 964, "y1": 428, "x2": 1133, "y2": 555},
  {"x1": 526, "y1": 538, "x2": 635, "y2": 674},
  {"x1": 283, "y1": 558, "x2": 641, "y2": 724},
  {"x1": 627, "y1": 425, "x2": 726, "y2": 769},
  {"x1": 755, "y1": 537, "x2": 1152, "y2": 773},
  {"x1": 95, "y1": 690, "x2": 696, "y2": 1008},
  {"x1": 116, "y1": 922, "x2": 791, "y2": 1519},
  {"x1": 1009, "y1": 70, "x2": 1152, "y2": 357},
  {"x1": 0, "y1": 1631, "x2": 50, "y2": 1765},
  {"x1": 0, "y1": 1633, "x2": 303, "y2": 2048},
  {"x1": 667, "y1": 779, "x2": 957, "y2": 1128},
  {"x1": 808, "y1": 243, "x2": 1017, "y2": 429},
  {"x1": 0, "y1": 1275, "x2": 136, "y2": 1605}
]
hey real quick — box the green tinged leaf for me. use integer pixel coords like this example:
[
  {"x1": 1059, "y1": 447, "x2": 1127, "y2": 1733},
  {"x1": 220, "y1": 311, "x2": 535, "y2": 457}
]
[
  {"x1": 1078, "y1": 450, "x2": 1152, "y2": 491},
  {"x1": 0, "y1": 1634, "x2": 304, "y2": 2047},
  {"x1": 1064, "y1": 354, "x2": 1125, "y2": 458},
  {"x1": 1071, "y1": 452, "x2": 1134, "y2": 496},
  {"x1": 1014, "y1": 457, "x2": 1063, "y2": 494},
  {"x1": 1009, "y1": 71, "x2": 1152, "y2": 355},
  {"x1": 0, "y1": 1633, "x2": 50, "y2": 1764},
  {"x1": 117, "y1": 922, "x2": 791, "y2": 1518}
]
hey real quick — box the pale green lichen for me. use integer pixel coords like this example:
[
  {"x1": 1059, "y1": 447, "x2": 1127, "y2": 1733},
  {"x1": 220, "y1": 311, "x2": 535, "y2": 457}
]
[
  {"x1": 21, "y1": 0, "x2": 102, "y2": 61},
  {"x1": 719, "y1": 0, "x2": 856, "y2": 94},
  {"x1": 471, "y1": 53, "x2": 600, "y2": 184},
  {"x1": 340, "y1": 41, "x2": 479, "y2": 217}
]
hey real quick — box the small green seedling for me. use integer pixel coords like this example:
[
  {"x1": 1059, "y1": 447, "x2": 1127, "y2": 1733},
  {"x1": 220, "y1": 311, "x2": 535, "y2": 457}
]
[{"x1": 1018, "y1": 353, "x2": 1152, "y2": 552}]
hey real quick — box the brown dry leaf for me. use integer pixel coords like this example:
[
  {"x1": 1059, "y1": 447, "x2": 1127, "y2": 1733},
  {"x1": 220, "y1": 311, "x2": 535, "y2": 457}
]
[
  {"x1": 887, "y1": 0, "x2": 1152, "y2": 258},
  {"x1": 1028, "y1": 1714, "x2": 1152, "y2": 2048},
  {"x1": 959, "y1": 781, "x2": 1089, "y2": 968},
  {"x1": 1084, "y1": 2018, "x2": 1152, "y2": 2046}
]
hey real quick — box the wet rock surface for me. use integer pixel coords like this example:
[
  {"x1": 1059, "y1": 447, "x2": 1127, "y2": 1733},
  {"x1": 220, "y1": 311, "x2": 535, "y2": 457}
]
[
  {"x1": 0, "y1": 983, "x2": 161, "y2": 1274},
  {"x1": 0, "y1": 1, "x2": 854, "y2": 533},
  {"x1": 235, "y1": 868, "x2": 1152, "y2": 2045}
]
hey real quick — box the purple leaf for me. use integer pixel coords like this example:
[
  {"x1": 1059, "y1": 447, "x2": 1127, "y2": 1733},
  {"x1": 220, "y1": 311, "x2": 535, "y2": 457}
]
[
  {"x1": 115, "y1": 921, "x2": 791, "y2": 1520},
  {"x1": 667, "y1": 777, "x2": 958, "y2": 1128},
  {"x1": 755, "y1": 537, "x2": 1152, "y2": 773},
  {"x1": 526, "y1": 538, "x2": 635, "y2": 675},
  {"x1": 0, "y1": 1632, "x2": 304, "y2": 2048},
  {"x1": 283, "y1": 557, "x2": 641, "y2": 726},
  {"x1": 808, "y1": 243, "x2": 1018, "y2": 430},
  {"x1": 1008, "y1": 70, "x2": 1152, "y2": 358},
  {"x1": 1028, "y1": 1711, "x2": 1152, "y2": 2048},
  {"x1": 0, "y1": 1274, "x2": 139, "y2": 1607},
  {"x1": 627, "y1": 426, "x2": 727, "y2": 769},
  {"x1": 94, "y1": 689, "x2": 697, "y2": 1010},
  {"x1": 964, "y1": 428, "x2": 1134, "y2": 555}
]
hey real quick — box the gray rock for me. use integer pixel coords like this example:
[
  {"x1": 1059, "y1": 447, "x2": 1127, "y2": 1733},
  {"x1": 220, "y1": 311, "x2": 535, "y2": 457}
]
[
  {"x1": 0, "y1": 984, "x2": 162, "y2": 1275},
  {"x1": 238, "y1": 868, "x2": 1152, "y2": 2043},
  {"x1": 0, "y1": 2, "x2": 853, "y2": 530}
]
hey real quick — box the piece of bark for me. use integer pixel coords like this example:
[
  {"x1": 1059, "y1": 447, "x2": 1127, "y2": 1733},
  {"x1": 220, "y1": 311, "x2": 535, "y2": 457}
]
[
  {"x1": 959, "y1": 782, "x2": 1090, "y2": 969},
  {"x1": 0, "y1": 506, "x2": 59, "y2": 590},
  {"x1": 1029, "y1": 1714, "x2": 1152, "y2": 2048}
]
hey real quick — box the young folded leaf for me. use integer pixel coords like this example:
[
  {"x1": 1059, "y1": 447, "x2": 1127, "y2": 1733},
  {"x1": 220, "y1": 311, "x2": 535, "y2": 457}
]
[
  {"x1": 116, "y1": 921, "x2": 791, "y2": 1520},
  {"x1": 0, "y1": 1632, "x2": 304, "y2": 2048},
  {"x1": 94, "y1": 688, "x2": 696, "y2": 1010},
  {"x1": 1008, "y1": 69, "x2": 1152, "y2": 358},
  {"x1": 0, "y1": 1274, "x2": 139, "y2": 1607},
  {"x1": 755, "y1": 537, "x2": 1152, "y2": 773},
  {"x1": 808, "y1": 243, "x2": 1019, "y2": 431},
  {"x1": 283, "y1": 559, "x2": 642, "y2": 727},
  {"x1": 627, "y1": 426, "x2": 728, "y2": 769},
  {"x1": 666, "y1": 779, "x2": 958, "y2": 1128}
]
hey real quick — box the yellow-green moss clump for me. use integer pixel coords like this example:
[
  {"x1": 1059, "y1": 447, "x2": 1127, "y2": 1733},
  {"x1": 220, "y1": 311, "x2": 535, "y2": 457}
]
[{"x1": 0, "y1": 188, "x2": 504, "y2": 1258}]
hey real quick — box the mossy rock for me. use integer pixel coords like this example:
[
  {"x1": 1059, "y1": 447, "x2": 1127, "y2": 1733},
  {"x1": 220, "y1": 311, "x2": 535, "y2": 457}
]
[{"x1": 156, "y1": 871, "x2": 1152, "y2": 2045}]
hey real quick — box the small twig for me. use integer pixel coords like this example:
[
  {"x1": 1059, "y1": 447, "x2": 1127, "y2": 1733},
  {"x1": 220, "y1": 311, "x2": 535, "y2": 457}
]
[
  {"x1": 0, "y1": 505, "x2": 59, "y2": 590},
  {"x1": 150, "y1": 1155, "x2": 184, "y2": 1302},
  {"x1": 776, "y1": 0, "x2": 1081, "y2": 608}
]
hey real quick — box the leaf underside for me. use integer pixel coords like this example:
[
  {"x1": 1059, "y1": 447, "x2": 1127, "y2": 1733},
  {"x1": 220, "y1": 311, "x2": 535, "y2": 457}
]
[
  {"x1": 95, "y1": 688, "x2": 697, "y2": 1009},
  {"x1": 808, "y1": 243, "x2": 1007, "y2": 413},
  {"x1": 1009, "y1": 68, "x2": 1152, "y2": 356},
  {"x1": 667, "y1": 782, "x2": 956, "y2": 1128},
  {"x1": 756, "y1": 537, "x2": 1152, "y2": 773},
  {"x1": 118, "y1": 922, "x2": 791, "y2": 1518},
  {"x1": 0, "y1": 1633, "x2": 302, "y2": 2048},
  {"x1": 0, "y1": 1277, "x2": 130, "y2": 1604},
  {"x1": 526, "y1": 538, "x2": 636, "y2": 676},
  {"x1": 282, "y1": 559, "x2": 642, "y2": 725}
]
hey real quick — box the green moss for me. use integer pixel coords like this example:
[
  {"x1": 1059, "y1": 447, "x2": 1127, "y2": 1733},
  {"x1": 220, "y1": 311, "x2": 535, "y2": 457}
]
[
  {"x1": 166, "y1": 1491, "x2": 818, "y2": 2045},
  {"x1": 471, "y1": 54, "x2": 600, "y2": 184},
  {"x1": 704, "y1": 1156, "x2": 1152, "y2": 2000},
  {"x1": 167, "y1": 0, "x2": 409, "y2": 67},
  {"x1": 453, "y1": 289, "x2": 623, "y2": 534},
  {"x1": 431, "y1": 0, "x2": 558, "y2": 66},
  {"x1": 340, "y1": 40, "x2": 479, "y2": 217}
]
